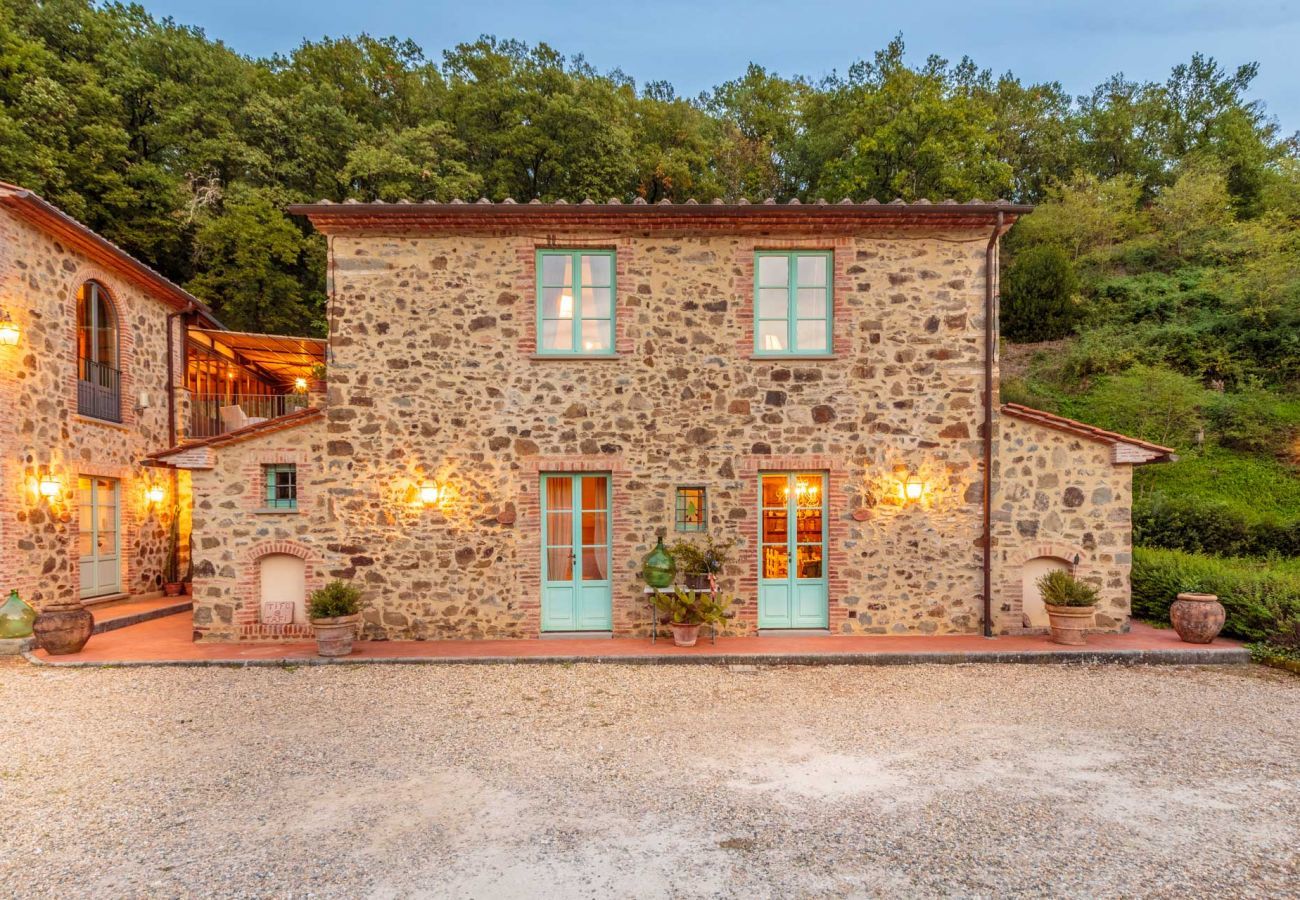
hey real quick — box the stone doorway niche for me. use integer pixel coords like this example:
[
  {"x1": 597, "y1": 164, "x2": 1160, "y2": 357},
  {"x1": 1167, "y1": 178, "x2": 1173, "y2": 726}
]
[
  {"x1": 1021, "y1": 556, "x2": 1072, "y2": 629},
  {"x1": 259, "y1": 553, "x2": 306, "y2": 625}
]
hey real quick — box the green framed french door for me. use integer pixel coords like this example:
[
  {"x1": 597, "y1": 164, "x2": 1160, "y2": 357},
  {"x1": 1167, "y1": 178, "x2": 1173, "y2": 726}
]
[
  {"x1": 78, "y1": 475, "x2": 121, "y2": 599},
  {"x1": 541, "y1": 473, "x2": 612, "y2": 631},
  {"x1": 759, "y1": 472, "x2": 829, "y2": 629}
]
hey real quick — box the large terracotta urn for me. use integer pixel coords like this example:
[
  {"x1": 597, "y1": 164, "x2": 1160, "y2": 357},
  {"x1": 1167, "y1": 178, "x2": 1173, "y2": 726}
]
[
  {"x1": 33, "y1": 600, "x2": 94, "y2": 655},
  {"x1": 1170, "y1": 592, "x2": 1226, "y2": 644}
]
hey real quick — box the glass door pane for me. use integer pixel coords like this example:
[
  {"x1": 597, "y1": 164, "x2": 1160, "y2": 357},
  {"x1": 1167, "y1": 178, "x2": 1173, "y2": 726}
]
[
  {"x1": 580, "y1": 475, "x2": 608, "y2": 581},
  {"x1": 544, "y1": 477, "x2": 574, "y2": 582},
  {"x1": 761, "y1": 474, "x2": 790, "y2": 579}
]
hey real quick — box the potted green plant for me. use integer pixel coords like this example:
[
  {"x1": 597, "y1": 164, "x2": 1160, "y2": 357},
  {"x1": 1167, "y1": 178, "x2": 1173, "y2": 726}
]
[
  {"x1": 308, "y1": 580, "x2": 362, "y2": 657},
  {"x1": 669, "y1": 534, "x2": 734, "y2": 591},
  {"x1": 649, "y1": 586, "x2": 729, "y2": 647},
  {"x1": 1037, "y1": 569, "x2": 1099, "y2": 646},
  {"x1": 161, "y1": 514, "x2": 183, "y2": 597}
]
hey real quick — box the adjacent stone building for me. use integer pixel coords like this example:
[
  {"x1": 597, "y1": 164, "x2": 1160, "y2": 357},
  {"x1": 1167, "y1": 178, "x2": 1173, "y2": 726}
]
[
  {"x1": 0, "y1": 182, "x2": 217, "y2": 611},
  {"x1": 152, "y1": 200, "x2": 1173, "y2": 642}
]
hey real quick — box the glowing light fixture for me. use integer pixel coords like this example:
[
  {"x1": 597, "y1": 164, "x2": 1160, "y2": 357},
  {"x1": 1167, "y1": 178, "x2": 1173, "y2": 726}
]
[
  {"x1": 38, "y1": 473, "x2": 61, "y2": 499},
  {"x1": 419, "y1": 481, "x2": 443, "y2": 507},
  {"x1": 294, "y1": 376, "x2": 309, "y2": 393},
  {"x1": 901, "y1": 474, "x2": 927, "y2": 503},
  {"x1": 146, "y1": 484, "x2": 166, "y2": 505},
  {"x1": 0, "y1": 307, "x2": 18, "y2": 346}
]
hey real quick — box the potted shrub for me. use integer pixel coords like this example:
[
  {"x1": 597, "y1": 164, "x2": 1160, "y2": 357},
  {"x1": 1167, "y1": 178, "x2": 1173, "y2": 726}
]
[
  {"x1": 308, "y1": 362, "x2": 327, "y2": 393},
  {"x1": 669, "y1": 534, "x2": 734, "y2": 591},
  {"x1": 649, "y1": 586, "x2": 729, "y2": 647},
  {"x1": 1037, "y1": 569, "x2": 1099, "y2": 645},
  {"x1": 308, "y1": 580, "x2": 362, "y2": 657},
  {"x1": 161, "y1": 514, "x2": 183, "y2": 597}
]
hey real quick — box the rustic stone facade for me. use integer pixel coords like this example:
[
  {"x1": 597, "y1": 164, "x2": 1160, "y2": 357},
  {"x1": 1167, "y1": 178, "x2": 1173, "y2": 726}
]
[
  {"x1": 0, "y1": 202, "x2": 187, "y2": 610},
  {"x1": 186, "y1": 414, "x2": 333, "y2": 640},
  {"x1": 312, "y1": 227, "x2": 997, "y2": 638},
  {"x1": 176, "y1": 204, "x2": 1168, "y2": 642},
  {"x1": 993, "y1": 415, "x2": 1138, "y2": 633}
]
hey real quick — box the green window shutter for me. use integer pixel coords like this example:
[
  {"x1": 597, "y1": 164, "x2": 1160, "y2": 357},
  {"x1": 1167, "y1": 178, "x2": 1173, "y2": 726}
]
[
  {"x1": 754, "y1": 251, "x2": 833, "y2": 356},
  {"x1": 536, "y1": 249, "x2": 616, "y2": 356}
]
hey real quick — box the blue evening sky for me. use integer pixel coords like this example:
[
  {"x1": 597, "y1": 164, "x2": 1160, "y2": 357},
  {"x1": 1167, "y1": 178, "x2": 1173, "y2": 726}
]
[{"x1": 146, "y1": 0, "x2": 1300, "y2": 133}]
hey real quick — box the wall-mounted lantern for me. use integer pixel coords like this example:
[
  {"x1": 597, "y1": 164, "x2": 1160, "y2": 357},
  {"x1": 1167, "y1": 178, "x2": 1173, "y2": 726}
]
[
  {"x1": 38, "y1": 473, "x2": 61, "y2": 500},
  {"x1": 146, "y1": 484, "x2": 167, "y2": 506},
  {"x1": 0, "y1": 307, "x2": 19, "y2": 347},
  {"x1": 900, "y1": 473, "x2": 928, "y2": 504},
  {"x1": 418, "y1": 481, "x2": 445, "y2": 507},
  {"x1": 293, "y1": 376, "x2": 308, "y2": 393}
]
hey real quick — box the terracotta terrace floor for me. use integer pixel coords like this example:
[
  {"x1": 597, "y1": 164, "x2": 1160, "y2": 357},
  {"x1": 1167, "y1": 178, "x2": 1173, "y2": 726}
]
[{"x1": 29, "y1": 612, "x2": 1250, "y2": 667}]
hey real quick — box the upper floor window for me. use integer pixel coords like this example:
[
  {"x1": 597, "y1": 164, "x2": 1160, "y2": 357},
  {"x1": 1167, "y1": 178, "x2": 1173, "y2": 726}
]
[
  {"x1": 263, "y1": 464, "x2": 298, "y2": 510},
  {"x1": 536, "y1": 249, "x2": 615, "y2": 355},
  {"x1": 76, "y1": 281, "x2": 121, "y2": 422},
  {"x1": 754, "y1": 251, "x2": 832, "y2": 356}
]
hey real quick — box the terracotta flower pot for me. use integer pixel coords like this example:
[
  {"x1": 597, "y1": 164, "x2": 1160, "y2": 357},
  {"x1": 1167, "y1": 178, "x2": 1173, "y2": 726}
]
[
  {"x1": 311, "y1": 614, "x2": 359, "y2": 657},
  {"x1": 162, "y1": 582, "x2": 183, "y2": 597},
  {"x1": 1170, "y1": 593, "x2": 1226, "y2": 644},
  {"x1": 33, "y1": 604, "x2": 95, "y2": 655},
  {"x1": 1044, "y1": 603, "x2": 1095, "y2": 646},
  {"x1": 669, "y1": 623, "x2": 702, "y2": 647}
]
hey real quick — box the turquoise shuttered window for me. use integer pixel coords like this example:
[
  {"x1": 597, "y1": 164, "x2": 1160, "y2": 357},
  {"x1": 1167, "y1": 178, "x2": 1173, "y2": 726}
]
[
  {"x1": 536, "y1": 249, "x2": 616, "y2": 355},
  {"x1": 754, "y1": 251, "x2": 833, "y2": 355},
  {"x1": 264, "y1": 464, "x2": 297, "y2": 510}
]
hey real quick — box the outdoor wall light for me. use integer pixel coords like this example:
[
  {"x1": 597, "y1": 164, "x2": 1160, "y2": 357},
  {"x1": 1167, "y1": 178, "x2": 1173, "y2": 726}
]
[
  {"x1": 418, "y1": 481, "x2": 444, "y2": 507},
  {"x1": 293, "y1": 376, "x2": 308, "y2": 393},
  {"x1": 147, "y1": 484, "x2": 167, "y2": 506},
  {"x1": 900, "y1": 474, "x2": 927, "y2": 503},
  {"x1": 0, "y1": 307, "x2": 19, "y2": 346},
  {"x1": 38, "y1": 473, "x2": 61, "y2": 500}
]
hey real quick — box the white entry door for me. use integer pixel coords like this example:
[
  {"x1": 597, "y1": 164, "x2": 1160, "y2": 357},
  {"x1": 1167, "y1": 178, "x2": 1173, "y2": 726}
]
[{"x1": 79, "y1": 475, "x2": 121, "y2": 599}]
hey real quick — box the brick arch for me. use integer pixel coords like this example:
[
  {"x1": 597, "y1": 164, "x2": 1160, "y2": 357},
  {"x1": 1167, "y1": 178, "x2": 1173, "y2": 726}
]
[
  {"x1": 1000, "y1": 542, "x2": 1090, "y2": 635},
  {"x1": 236, "y1": 540, "x2": 325, "y2": 640}
]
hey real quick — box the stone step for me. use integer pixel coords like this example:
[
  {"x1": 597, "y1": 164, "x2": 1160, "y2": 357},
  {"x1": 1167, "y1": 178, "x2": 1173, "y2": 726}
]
[{"x1": 93, "y1": 601, "x2": 192, "y2": 635}]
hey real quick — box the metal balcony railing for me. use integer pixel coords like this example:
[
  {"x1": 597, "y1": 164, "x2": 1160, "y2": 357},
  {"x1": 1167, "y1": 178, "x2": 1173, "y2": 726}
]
[
  {"x1": 187, "y1": 392, "x2": 308, "y2": 440},
  {"x1": 77, "y1": 358, "x2": 121, "y2": 423}
]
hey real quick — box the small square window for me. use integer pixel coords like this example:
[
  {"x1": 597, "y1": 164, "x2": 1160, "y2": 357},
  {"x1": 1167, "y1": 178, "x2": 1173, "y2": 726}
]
[
  {"x1": 264, "y1": 464, "x2": 297, "y2": 510},
  {"x1": 675, "y1": 487, "x2": 706, "y2": 532}
]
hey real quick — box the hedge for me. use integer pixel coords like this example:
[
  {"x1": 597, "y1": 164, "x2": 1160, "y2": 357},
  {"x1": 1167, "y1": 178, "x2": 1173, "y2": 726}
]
[
  {"x1": 1131, "y1": 547, "x2": 1300, "y2": 643},
  {"x1": 1134, "y1": 494, "x2": 1300, "y2": 558}
]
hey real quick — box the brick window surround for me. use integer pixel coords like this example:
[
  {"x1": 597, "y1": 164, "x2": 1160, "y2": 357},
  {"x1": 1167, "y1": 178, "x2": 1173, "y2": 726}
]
[{"x1": 515, "y1": 239, "x2": 635, "y2": 357}]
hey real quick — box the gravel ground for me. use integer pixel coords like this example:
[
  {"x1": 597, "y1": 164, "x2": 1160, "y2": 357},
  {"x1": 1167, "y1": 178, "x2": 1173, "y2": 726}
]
[{"x1": 0, "y1": 660, "x2": 1297, "y2": 899}]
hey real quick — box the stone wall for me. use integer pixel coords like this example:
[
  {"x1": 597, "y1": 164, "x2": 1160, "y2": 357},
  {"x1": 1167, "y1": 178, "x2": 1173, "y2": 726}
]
[
  {"x1": 992, "y1": 415, "x2": 1134, "y2": 633},
  {"x1": 0, "y1": 208, "x2": 184, "y2": 609},
  {"x1": 320, "y1": 228, "x2": 997, "y2": 638},
  {"x1": 188, "y1": 418, "x2": 335, "y2": 640}
]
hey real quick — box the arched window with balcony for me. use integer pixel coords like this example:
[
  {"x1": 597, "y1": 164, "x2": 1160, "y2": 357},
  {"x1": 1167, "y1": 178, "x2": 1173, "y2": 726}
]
[{"x1": 77, "y1": 281, "x2": 120, "y2": 422}]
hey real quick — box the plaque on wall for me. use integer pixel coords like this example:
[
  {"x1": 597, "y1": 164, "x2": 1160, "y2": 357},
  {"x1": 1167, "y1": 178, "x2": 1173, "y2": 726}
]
[{"x1": 261, "y1": 601, "x2": 295, "y2": 625}]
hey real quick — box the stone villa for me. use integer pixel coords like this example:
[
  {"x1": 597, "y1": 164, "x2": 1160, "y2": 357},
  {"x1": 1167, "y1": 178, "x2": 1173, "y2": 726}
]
[{"x1": 0, "y1": 185, "x2": 1175, "y2": 643}]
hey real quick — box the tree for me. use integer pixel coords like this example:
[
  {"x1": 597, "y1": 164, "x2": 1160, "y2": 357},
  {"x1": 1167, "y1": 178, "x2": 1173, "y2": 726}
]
[{"x1": 1001, "y1": 246, "x2": 1082, "y2": 342}]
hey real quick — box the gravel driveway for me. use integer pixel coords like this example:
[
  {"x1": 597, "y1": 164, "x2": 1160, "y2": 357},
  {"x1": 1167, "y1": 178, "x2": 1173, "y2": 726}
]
[{"x1": 1, "y1": 660, "x2": 1296, "y2": 898}]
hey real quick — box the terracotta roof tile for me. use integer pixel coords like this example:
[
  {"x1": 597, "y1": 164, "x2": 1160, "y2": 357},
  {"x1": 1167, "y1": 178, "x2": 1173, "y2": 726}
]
[
  {"x1": 148, "y1": 406, "x2": 323, "y2": 460},
  {"x1": 1000, "y1": 403, "x2": 1177, "y2": 464}
]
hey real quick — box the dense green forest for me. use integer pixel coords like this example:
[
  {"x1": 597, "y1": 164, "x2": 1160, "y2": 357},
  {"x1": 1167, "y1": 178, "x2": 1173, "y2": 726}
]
[{"x1": 3, "y1": 1, "x2": 1300, "y2": 627}]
